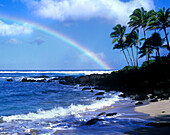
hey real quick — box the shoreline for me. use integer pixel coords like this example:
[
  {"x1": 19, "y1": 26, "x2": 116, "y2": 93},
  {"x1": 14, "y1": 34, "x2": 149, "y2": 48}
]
[
  {"x1": 53, "y1": 99, "x2": 153, "y2": 135},
  {"x1": 135, "y1": 99, "x2": 170, "y2": 117},
  {"x1": 126, "y1": 99, "x2": 170, "y2": 135}
]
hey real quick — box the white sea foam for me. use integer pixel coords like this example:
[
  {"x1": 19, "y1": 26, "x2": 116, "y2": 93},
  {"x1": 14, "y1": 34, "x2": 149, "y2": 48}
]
[
  {"x1": 0, "y1": 70, "x2": 113, "y2": 75},
  {"x1": 2, "y1": 93, "x2": 121, "y2": 122}
]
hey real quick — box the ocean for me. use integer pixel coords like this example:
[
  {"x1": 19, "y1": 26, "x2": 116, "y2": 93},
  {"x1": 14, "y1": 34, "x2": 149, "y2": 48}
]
[{"x1": 0, "y1": 70, "x2": 151, "y2": 135}]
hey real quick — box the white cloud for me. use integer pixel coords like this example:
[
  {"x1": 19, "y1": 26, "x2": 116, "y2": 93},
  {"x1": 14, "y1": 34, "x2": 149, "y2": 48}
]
[
  {"x1": 29, "y1": 37, "x2": 45, "y2": 45},
  {"x1": 6, "y1": 38, "x2": 21, "y2": 44},
  {"x1": 0, "y1": 20, "x2": 32, "y2": 36},
  {"x1": 24, "y1": 0, "x2": 155, "y2": 24}
]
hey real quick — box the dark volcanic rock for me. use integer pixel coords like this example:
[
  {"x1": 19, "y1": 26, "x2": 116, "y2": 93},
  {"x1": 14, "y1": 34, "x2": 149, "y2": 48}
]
[
  {"x1": 47, "y1": 80, "x2": 53, "y2": 83},
  {"x1": 51, "y1": 78, "x2": 58, "y2": 80},
  {"x1": 39, "y1": 75, "x2": 50, "y2": 78},
  {"x1": 153, "y1": 90, "x2": 161, "y2": 95},
  {"x1": 36, "y1": 79, "x2": 46, "y2": 82},
  {"x1": 106, "y1": 113, "x2": 117, "y2": 116},
  {"x1": 95, "y1": 92, "x2": 105, "y2": 96},
  {"x1": 162, "y1": 93, "x2": 170, "y2": 99},
  {"x1": 76, "y1": 76, "x2": 90, "y2": 84},
  {"x1": 6, "y1": 79, "x2": 13, "y2": 82},
  {"x1": 84, "y1": 118, "x2": 104, "y2": 125},
  {"x1": 146, "y1": 122, "x2": 170, "y2": 128},
  {"x1": 96, "y1": 97, "x2": 103, "y2": 100},
  {"x1": 135, "y1": 102, "x2": 143, "y2": 105},
  {"x1": 150, "y1": 98, "x2": 158, "y2": 102},
  {"x1": 59, "y1": 80, "x2": 69, "y2": 85},
  {"x1": 119, "y1": 93, "x2": 127, "y2": 98},
  {"x1": 21, "y1": 78, "x2": 36, "y2": 82},
  {"x1": 97, "y1": 112, "x2": 106, "y2": 116},
  {"x1": 134, "y1": 95, "x2": 148, "y2": 100},
  {"x1": 59, "y1": 76, "x2": 76, "y2": 85},
  {"x1": 76, "y1": 74, "x2": 109, "y2": 85},
  {"x1": 82, "y1": 87, "x2": 91, "y2": 91}
]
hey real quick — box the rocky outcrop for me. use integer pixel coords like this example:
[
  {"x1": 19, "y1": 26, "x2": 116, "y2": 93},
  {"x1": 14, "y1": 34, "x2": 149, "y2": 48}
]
[
  {"x1": 82, "y1": 87, "x2": 92, "y2": 91},
  {"x1": 36, "y1": 79, "x2": 46, "y2": 82},
  {"x1": 97, "y1": 112, "x2": 117, "y2": 117},
  {"x1": 39, "y1": 75, "x2": 50, "y2": 78},
  {"x1": 106, "y1": 113, "x2": 117, "y2": 116},
  {"x1": 6, "y1": 79, "x2": 13, "y2": 82},
  {"x1": 135, "y1": 102, "x2": 143, "y2": 105},
  {"x1": 84, "y1": 118, "x2": 104, "y2": 125},
  {"x1": 21, "y1": 78, "x2": 37, "y2": 82},
  {"x1": 96, "y1": 97, "x2": 103, "y2": 100},
  {"x1": 146, "y1": 122, "x2": 170, "y2": 128},
  {"x1": 97, "y1": 112, "x2": 106, "y2": 116},
  {"x1": 75, "y1": 74, "x2": 109, "y2": 85},
  {"x1": 95, "y1": 92, "x2": 105, "y2": 96}
]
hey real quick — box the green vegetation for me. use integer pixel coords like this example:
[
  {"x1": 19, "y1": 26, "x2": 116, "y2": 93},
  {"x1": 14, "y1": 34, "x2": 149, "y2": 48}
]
[
  {"x1": 110, "y1": 7, "x2": 170, "y2": 67},
  {"x1": 98, "y1": 56, "x2": 170, "y2": 97}
]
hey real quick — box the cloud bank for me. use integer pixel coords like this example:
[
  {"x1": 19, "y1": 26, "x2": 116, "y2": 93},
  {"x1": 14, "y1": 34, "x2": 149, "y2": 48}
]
[
  {"x1": 0, "y1": 21, "x2": 32, "y2": 36},
  {"x1": 25, "y1": 0, "x2": 155, "y2": 24}
]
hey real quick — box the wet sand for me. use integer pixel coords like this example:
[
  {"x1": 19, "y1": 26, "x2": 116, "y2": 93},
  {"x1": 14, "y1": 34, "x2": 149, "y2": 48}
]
[
  {"x1": 53, "y1": 100, "x2": 151, "y2": 135},
  {"x1": 126, "y1": 100, "x2": 170, "y2": 135},
  {"x1": 135, "y1": 100, "x2": 170, "y2": 117}
]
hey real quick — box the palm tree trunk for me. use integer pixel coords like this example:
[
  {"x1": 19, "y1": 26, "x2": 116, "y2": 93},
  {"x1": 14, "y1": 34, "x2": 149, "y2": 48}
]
[
  {"x1": 136, "y1": 45, "x2": 138, "y2": 67},
  {"x1": 158, "y1": 48, "x2": 160, "y2": 57},
  {"x1": 136, "y1": 30, "x2": 139, "y2": 67},
  {"x1": 156, "y1": 51, "x2": 158, "y2": 57},
  {"x1": 122, "y1": 50, "x2": 130, "y2": 66},
  {"x1": 148, "y1": 53, "x2": 150, "y2": 65},
  {"x1": 143, "y1": 27, "x2": 149, "y2": 65},
  {"x1": 126, "y1": 48, "x2": 133, "y2": 66},
  {"x1": 131, "y1": 46, "x2": 135, "y2": 66},
  {"x1": 163, "y1": 28, "x2": 170, "y2": 52}
]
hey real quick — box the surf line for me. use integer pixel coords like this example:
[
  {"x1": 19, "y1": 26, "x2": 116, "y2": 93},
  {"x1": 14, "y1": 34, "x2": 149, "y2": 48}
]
[{"x1": 0, "y1": 16, "x2": 112, "y2": 70}]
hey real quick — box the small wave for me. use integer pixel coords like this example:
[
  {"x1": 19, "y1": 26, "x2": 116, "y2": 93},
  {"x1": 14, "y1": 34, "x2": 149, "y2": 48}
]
[
  {"x1": 2, "y1": 94, "x2": 121, "y2": 122},
  {"x1": 0, "y1": 70, "x2": 113, "y2": 75}
]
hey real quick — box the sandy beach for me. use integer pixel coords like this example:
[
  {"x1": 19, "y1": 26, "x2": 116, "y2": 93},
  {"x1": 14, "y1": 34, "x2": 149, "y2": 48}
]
[
  {"x1": 126, "y1": 100, "x2": 170, "y2": 135},
  {"x1": 135, "y1": 100, "x2": 170, "y2": 117}
]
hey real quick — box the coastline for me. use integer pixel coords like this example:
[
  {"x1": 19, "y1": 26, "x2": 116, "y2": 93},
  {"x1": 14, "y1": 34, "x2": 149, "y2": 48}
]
[
  {"x1": 1, "y1": 66, "x2": 169, "y2": 134},
  {"x1": 53, "y1": 99, "x2": 152, "y2": 135},
  {"x1": 126, "y1": 99, "x2": 170, "y2": 135},
  {"x1": 135, "y1": 99, "x2": 170, "y2": 117}
]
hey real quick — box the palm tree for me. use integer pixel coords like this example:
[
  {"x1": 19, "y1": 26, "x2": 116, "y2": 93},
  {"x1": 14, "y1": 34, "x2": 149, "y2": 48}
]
[
  {"x1": 147, "y1": 10, "x2": 158, "y2": 32},
  {"x1": 110, "y1": 24, "x2": 130, "y2": 66},
  {"x1": 139, "y1": 40, "x2": 154, "y2": 64},
  {"x1": 128, "y1": 7, "x2": 156, "y2": 62},
  {"x1": 125, "y1": 30, "x2": 138, "y2": 66},
  {"x1": 145, "y1": 33, "x2": 164, "y2": 58},
  {"x1": 139, "y1": 33, "x2": 164, "y2": 64},
  {"x1": 156, "y1": 8, "x2": 170, "y2": 52}
]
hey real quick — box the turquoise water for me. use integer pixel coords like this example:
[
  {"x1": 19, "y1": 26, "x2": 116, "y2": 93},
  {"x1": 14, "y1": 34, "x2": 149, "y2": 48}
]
[{"x1": 0, "y1": 71, "x2": 151, "y2": 134}]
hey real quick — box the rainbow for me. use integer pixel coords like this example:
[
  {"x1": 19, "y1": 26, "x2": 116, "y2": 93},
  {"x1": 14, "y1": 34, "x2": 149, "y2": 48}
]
[{"x1": 0, "y1": 15, "x2": 112, "y2": 70}]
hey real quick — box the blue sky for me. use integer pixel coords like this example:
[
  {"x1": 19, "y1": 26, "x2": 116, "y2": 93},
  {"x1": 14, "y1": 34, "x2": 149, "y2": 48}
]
[{"x1": 0, "y1": 0, "x2": 169, "y2": 70}]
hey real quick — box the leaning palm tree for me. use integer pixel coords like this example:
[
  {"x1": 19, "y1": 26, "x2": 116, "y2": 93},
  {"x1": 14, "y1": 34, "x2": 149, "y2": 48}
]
[
  {"x1": 110, "y1": 24, "x2": 130, "y2": 66},
  {"x1": 125, "y1": 30, "x2": 139, "y2": 66},
  {"x1": 147, "y1": 10, "x2": 158, "y2": 32},
  {"x1": 128, "y1": 7, "x2": 156, "y2": 62}
]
